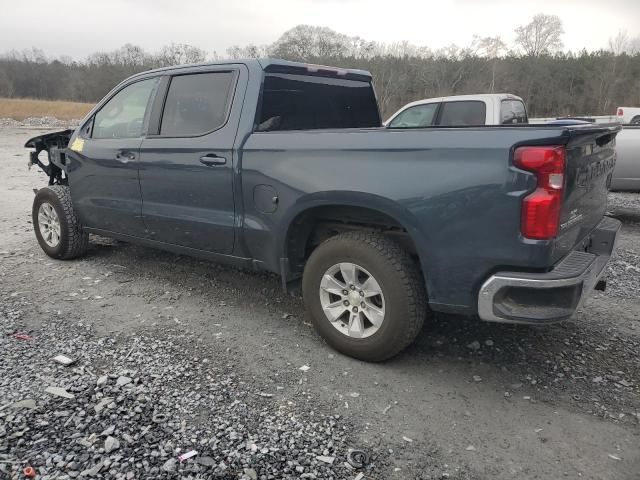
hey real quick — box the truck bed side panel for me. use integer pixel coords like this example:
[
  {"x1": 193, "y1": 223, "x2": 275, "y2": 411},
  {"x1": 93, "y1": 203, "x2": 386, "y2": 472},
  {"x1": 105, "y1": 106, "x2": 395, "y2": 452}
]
[{"x1": 240, "y1": 126, "x2": 580, "y2": 312}]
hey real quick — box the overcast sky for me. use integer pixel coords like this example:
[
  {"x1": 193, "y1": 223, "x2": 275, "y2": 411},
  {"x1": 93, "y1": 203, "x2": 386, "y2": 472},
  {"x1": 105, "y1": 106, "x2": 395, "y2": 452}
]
[{"x1": 1, "y1": 0, "x2": 639, "y2": 58}]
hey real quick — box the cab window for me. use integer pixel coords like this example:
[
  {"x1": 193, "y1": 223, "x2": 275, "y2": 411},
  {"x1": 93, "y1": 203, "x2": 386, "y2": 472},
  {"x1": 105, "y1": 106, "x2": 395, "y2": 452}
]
[
  {"x1": 92, "y1": 78, "x2": 159, "y2": 139},
  {"x1": 256, "y1": 73, "x2": 380, "y2": 131},
  {"x1": 437, "y1": 101, "x2": 486, "y2": 126},
  {"x1": 501, "y1": 99, "x2": 528, "y2": 124},
  {"x1": 388, "y1": 103, "x2": 438, "y2": 128},
  {"x1": 160, "y1": 71, "x2": 236, "y2": 137}
]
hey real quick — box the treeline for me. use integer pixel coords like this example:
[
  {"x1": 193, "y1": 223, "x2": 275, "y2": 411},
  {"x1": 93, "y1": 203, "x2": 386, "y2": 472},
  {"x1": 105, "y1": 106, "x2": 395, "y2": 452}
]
[
  {"x1": 1, "y1": 22, "x2": 639, "y2": 118},
  {"x1": 0, "y1": 44, "x2": 207, "y2": 107}
]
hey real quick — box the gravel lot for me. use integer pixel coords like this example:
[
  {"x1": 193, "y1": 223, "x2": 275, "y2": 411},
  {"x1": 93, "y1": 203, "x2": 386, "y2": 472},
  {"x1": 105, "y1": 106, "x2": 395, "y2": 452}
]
[
  {"x1": 1, "y1": 127, "x2": 640, "y2": 480},
  {"x1": 608, "y1": 192, "x2": 640, "y2": 226}
]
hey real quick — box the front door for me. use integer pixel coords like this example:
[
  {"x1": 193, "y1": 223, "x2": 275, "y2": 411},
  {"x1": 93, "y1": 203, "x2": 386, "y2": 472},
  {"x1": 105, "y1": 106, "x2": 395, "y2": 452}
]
[
  {"x1": 68, "y1": 77, "x2": 160, "y2": 236},
  {"x1": 139, "y1": 68, "x2": 242, "y2": 254}
]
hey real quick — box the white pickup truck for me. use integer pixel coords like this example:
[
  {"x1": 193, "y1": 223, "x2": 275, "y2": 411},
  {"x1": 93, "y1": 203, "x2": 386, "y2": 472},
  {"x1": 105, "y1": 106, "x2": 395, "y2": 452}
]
[
  {"x1": 385, "y1": 93, "x2": 528, "y2": 127},
  {"x1": 616, "y1": 107, "x2": 640, "y2": 125}
]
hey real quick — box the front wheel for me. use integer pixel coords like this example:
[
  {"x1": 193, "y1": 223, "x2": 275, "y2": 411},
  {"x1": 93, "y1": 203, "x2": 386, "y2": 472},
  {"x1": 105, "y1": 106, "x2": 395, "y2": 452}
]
[
  {"x1": 302, "y1": 231, "x2": 428, "y2": 361},
  {"x1": 32, "y1": 185, "x2": 88, "y2": 259}
]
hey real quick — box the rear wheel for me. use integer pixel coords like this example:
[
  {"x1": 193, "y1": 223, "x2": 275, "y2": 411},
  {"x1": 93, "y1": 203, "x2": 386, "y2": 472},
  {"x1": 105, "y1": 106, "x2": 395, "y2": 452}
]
[
  {"x1": 631, "y1": 116, "x2": 640, "y2": 125},
  {"x1": 32, "y1": 186, "x2": 88, "y2": 259},
  {"x1": 302, "y1": 231, "x2": 428, "y2": 361}
]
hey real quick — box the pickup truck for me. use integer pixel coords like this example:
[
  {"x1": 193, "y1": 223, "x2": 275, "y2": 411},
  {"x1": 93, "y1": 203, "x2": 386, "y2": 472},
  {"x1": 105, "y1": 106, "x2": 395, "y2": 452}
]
[
  {"x1": 616, "y1": 107, "x2": 640, "y2": 125},
  {"x1": 385, "y1": 93, "x2": 528, "y2": 127},
  {"x1": 25, "y1": 59, "x2": 621, "y2": 361}
]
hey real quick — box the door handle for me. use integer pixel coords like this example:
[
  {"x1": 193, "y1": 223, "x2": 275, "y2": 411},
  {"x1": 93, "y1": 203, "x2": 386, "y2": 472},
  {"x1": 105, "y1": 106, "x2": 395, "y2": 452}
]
[
  {"x1": 200, "y1": 154, "x2": 226, "y2": 166},
  {"x1": 115, "y1": 151, "x2": 136, "y2": 162}
]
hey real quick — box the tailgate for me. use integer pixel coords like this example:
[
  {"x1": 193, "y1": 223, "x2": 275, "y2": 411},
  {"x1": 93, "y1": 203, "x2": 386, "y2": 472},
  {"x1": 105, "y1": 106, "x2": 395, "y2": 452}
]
[{"x1": 554, "y1": 124, "x2": 619, "y2": 260}]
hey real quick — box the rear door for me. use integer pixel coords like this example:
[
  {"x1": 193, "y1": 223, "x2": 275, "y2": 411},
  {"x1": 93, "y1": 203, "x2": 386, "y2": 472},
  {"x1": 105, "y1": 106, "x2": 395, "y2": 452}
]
[
  {"x1": 138, "y1": 66, "x2": 245, "y2": 254},
  {"x1": 69, "y1": 77, "x2": 160, "y2": 236}
]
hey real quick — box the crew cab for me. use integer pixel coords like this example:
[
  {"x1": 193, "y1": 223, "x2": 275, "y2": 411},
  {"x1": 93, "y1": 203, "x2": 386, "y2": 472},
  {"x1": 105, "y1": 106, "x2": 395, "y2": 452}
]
[
  {"x1": 385, "y1": 93, "x2": 528, "y2": 128},
  {"x1": 25, "y1": 59, "x2": 621, "y2": 361}
]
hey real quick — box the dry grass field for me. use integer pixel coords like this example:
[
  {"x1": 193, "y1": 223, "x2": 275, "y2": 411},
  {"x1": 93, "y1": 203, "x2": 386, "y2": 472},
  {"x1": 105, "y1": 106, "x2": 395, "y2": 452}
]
[{"x1": 0, "y1": 97, "x2": 94, "y2": 120}]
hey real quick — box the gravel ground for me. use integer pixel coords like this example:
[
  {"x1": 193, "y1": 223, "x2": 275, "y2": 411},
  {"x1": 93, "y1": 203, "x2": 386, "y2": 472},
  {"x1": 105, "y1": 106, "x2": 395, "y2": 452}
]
[
  {"x1": 608, "y1": 192, "x2": 640, "y2": 226},
  {"x1": 1, "y1": 306, "x2": 355, "y2": 480},
  {"x1": 608, "y1": 192, "x2": 640, "y2": 212},
  {"x1": 1, "y1": 127, "x2": 640, "y2": 480}
]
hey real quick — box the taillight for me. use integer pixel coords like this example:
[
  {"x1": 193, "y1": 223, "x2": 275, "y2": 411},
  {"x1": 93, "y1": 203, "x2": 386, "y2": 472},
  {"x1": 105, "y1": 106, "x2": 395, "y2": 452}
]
[
  {"x1": 617, "y1": 108, "x2": 624, "y2": 116},
  {"x1": 514, "y1": 146, "x2": 566, "y2": 240}
]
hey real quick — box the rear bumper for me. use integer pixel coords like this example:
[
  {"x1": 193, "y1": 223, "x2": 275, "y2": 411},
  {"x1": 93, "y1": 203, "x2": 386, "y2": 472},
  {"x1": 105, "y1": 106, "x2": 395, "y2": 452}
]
[{"x1": 478, "y1": 217, "x2": 622, "y2": 324}]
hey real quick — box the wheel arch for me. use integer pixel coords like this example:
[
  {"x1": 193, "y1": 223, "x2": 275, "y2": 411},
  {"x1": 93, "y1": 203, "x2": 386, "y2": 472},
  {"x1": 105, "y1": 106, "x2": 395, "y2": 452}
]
[{"x1": 278, "y1": 191, "x2": 430, "y2": 285}]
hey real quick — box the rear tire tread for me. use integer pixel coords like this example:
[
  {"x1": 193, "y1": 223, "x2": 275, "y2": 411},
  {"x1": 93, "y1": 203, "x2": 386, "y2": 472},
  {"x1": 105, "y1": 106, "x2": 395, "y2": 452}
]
[{"x1": 305, "y1": 231, "x2": 428, "y2": 361}]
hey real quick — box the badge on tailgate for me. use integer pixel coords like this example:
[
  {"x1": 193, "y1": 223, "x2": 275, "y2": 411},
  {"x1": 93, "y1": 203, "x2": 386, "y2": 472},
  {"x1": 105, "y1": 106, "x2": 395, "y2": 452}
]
[{"x1": 576, "y1": 156, "x2": 615, "y2": 188}]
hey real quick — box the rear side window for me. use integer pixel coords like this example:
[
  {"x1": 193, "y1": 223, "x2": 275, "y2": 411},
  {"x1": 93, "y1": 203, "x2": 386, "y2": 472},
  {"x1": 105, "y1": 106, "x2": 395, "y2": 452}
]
[
  {"x1": 160, "y1": 72, "x2": 236, "y2": 137},
  {"x1": 256, "y1": 73, "x2": 380, "y2": 131},
  {"x1": 437, "y1": 101, "x2": 486, "y2": 126},
  {"x1": 93, "y1": 78, "x2": 159, "y2": 139},
  {"x1": 501, "y1": 99, "x2": 528, "y2": 124},
  {"x1": 388, "y1": 103, "x2": 438, "y2": 128}
]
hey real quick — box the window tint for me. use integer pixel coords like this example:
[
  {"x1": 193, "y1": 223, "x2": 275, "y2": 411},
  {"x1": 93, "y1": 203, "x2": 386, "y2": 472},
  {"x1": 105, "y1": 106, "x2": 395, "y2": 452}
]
[
  {"x1": 93, "y1": 78, "x2": 158, "y2": 139},
  {"x1": 256, "y1": 73, "x2": 380, "y2": 131},
  {"x1": 501, "y1": 99, "x2": 528, "y2": 124},
  {"x1": 437, "y1": 101, "x2": 486, "y2": 126},
  {"x1": 160, "y1": 72, "x2": 236, "y2": 136},
  {"x1": 388, "y1": 103, "x2": 438, "y2": 128}
]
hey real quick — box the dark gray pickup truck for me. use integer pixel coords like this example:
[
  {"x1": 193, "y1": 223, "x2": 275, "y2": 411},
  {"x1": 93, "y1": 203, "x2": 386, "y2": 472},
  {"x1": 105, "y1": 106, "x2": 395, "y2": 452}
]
[{"x1": 25, "y1": 59, "x2": 621, "y2": 361}]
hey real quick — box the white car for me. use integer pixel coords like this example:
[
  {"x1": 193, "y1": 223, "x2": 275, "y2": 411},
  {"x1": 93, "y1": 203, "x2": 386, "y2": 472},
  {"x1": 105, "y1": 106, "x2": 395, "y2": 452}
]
[
  {"x1": 616, "y1": 107, "x2": 640, "y2": 125},
  {"x1": 385, "y1": 93, "x2": 528, "y2": 128}
]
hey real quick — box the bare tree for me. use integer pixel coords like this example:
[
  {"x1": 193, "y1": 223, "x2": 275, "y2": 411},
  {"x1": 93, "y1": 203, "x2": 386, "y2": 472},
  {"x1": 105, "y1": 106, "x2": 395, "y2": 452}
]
[
  {"x1": 270, "y1": 25, "x2": 376, "y2": 61},
  {"x1": 474, "y1": 36, "x2": 506, "y2": 58},
  {"x1": 515, "y1": 14, "x2": 564, "y2": 56},
  {"x1": 115, "y1": 44, "x2": 147, "y2": 67},
  {"x1": 609, "y1": 31, "x2": 629, "y2": 55},
  {"x1": 226, "y1": 44, "x2": 270, "y2": 59},
  {"x1": 473, "y1": 36, "x2": 507, "y2": 92},
  {"x1": 155, "y1": 44, "x2": 207, "y2": 67}
]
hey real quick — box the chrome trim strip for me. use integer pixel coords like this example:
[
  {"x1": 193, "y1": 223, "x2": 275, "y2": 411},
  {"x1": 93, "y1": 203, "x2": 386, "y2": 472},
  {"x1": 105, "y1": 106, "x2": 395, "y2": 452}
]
[{"x1": 478, "y1": 217, "x2": 621, "y2": 324}]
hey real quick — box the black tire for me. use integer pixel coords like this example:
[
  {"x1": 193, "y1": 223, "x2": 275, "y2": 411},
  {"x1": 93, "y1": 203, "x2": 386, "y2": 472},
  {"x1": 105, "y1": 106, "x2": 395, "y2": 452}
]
[
  {"x1": 32, "y1": 185, "x2": 88, "y2": 259},
  {"x1": 631, "y1": 116, "x2": 640, "y2": 125},
  {"x1": 302, "y1": 231, "x2": 428, "y2": 361}
]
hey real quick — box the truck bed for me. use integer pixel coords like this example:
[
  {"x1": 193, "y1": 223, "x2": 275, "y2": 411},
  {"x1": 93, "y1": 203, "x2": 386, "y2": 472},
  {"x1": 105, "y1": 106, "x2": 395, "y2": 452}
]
[{"x1": 240, "y1": 123, "x2": 620, "y2": 312}]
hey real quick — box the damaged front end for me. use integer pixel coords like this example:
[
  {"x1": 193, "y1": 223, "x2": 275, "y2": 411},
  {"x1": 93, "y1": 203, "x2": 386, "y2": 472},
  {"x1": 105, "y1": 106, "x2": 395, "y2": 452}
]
[{"x1": 25, "y1": 130, "x2": 74, "y2": 185}]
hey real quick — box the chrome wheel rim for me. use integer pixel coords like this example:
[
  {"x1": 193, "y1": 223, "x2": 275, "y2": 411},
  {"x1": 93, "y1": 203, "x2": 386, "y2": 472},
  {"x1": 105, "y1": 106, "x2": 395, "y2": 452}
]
[
  {"x1": 38, "y1": 202, "x2": 61, "y2": 247},
  {"x1": 319, "y1": 262, "x2": 385, "y2": 339}
]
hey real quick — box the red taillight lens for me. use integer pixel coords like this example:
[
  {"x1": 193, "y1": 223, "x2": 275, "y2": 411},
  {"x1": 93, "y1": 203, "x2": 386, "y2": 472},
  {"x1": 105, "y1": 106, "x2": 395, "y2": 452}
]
[
  {"x1": 617, "y1": 108, "x2": 624, "y2": 116},
  {"x1": 514, "y1": 146, "x2": 566, "y2": 240}
]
